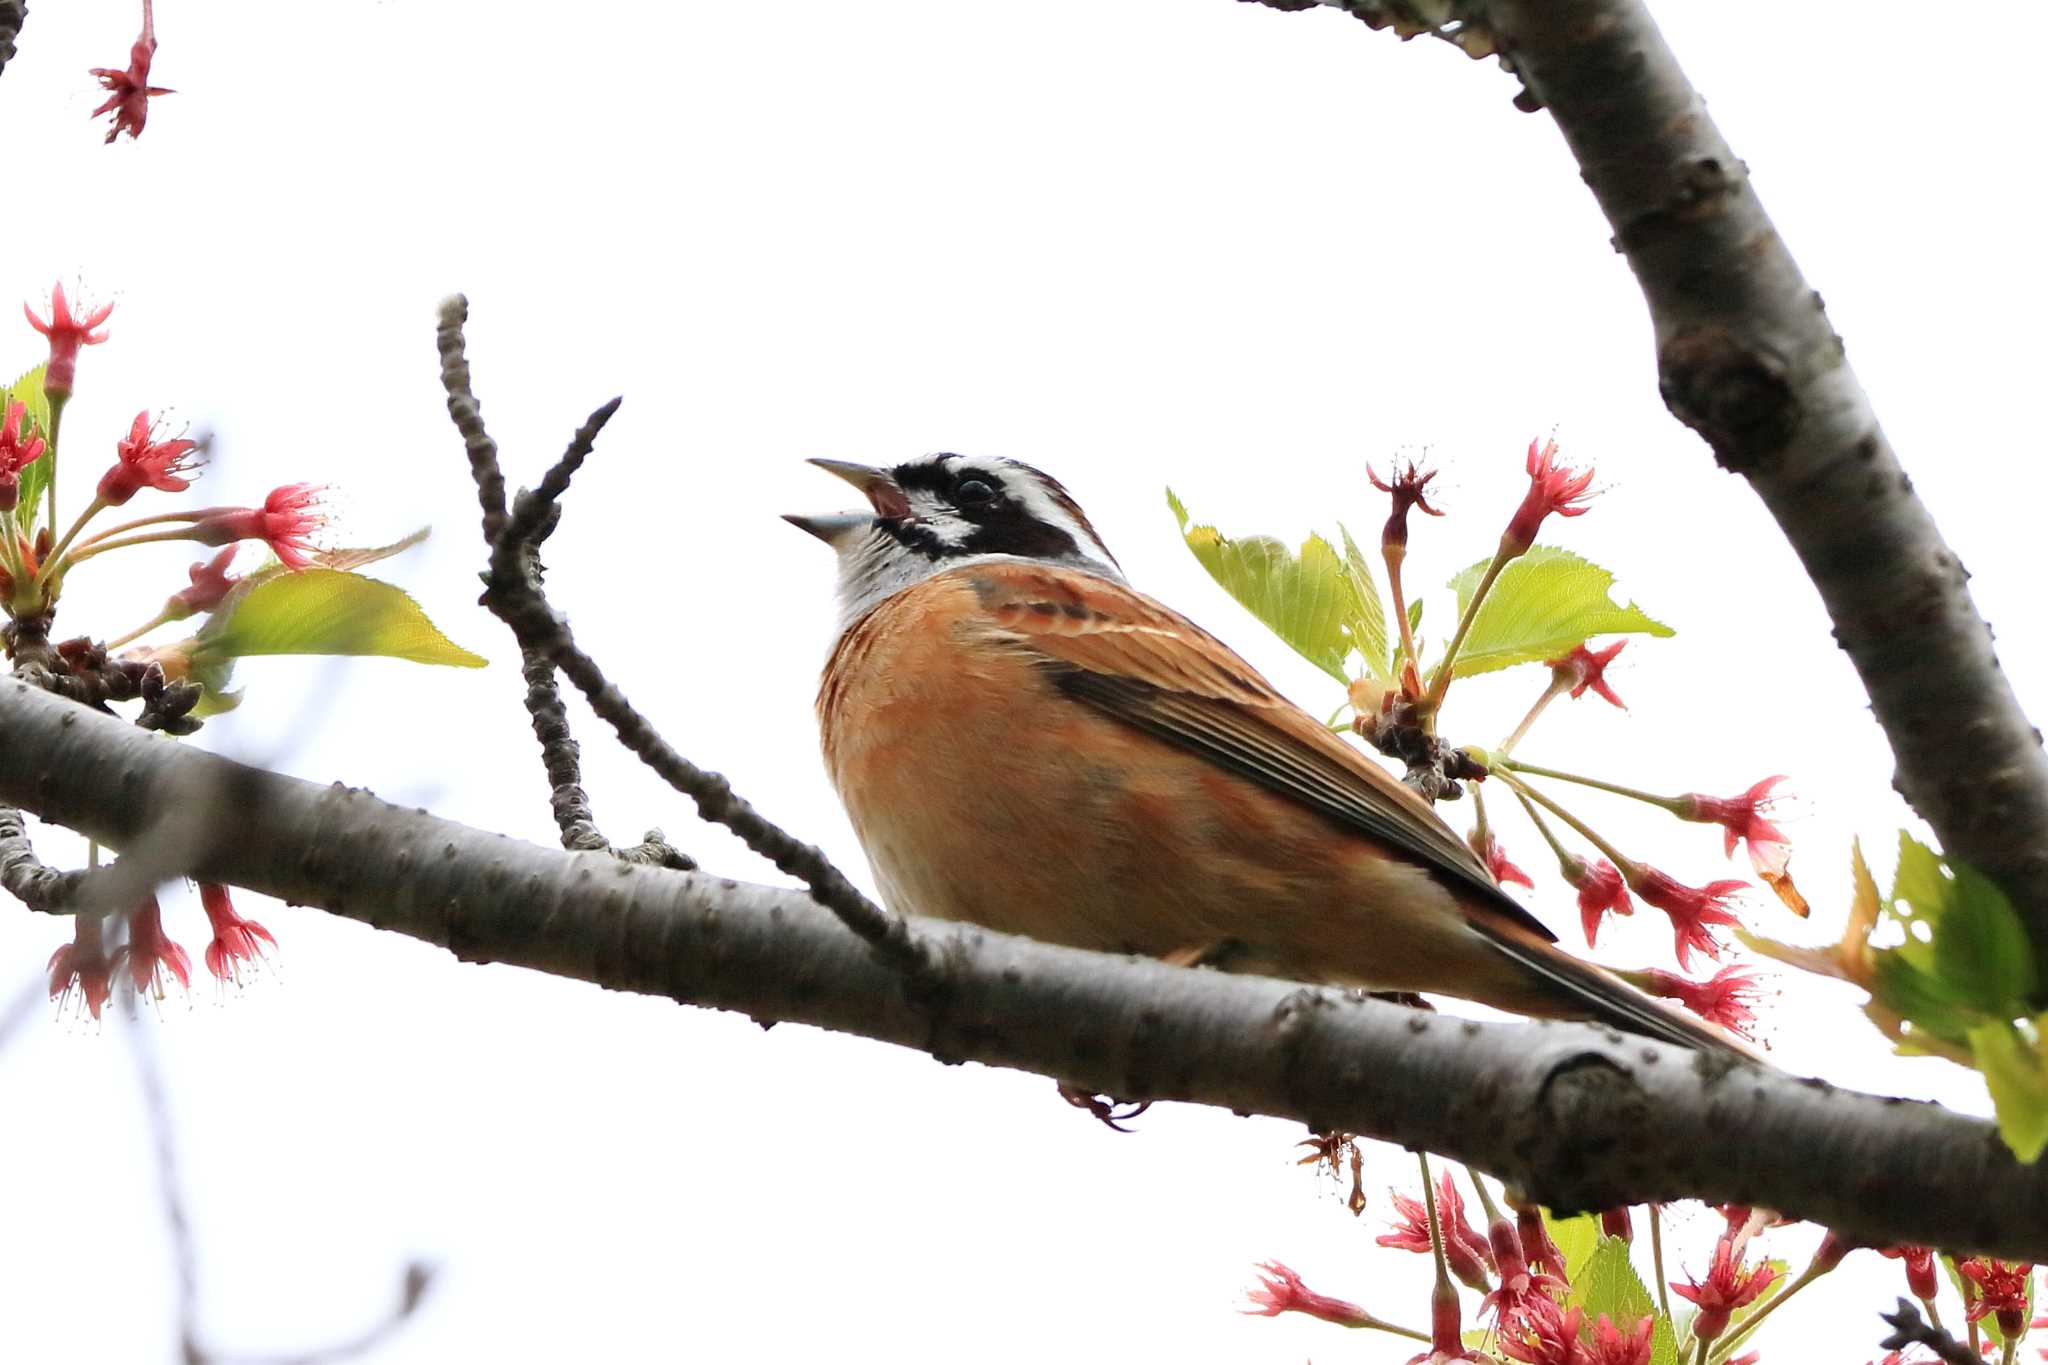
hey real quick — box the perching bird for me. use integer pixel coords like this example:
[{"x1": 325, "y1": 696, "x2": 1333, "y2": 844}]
[{"x1": 788, "y1": 454, "x2": 1747, "y2": 1057}]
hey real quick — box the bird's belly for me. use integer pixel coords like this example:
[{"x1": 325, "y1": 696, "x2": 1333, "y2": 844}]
[{"x1": 823, "y1": 629, "x2": 1479, "y2": 989}]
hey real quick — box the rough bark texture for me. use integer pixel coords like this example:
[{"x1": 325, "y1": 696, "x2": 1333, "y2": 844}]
[
  {"x1": 1485, "y1": 0, "x2": 2048, "y2": 974},
  {"x1": 5, "y1": 678, "x2": 2045, "y2": 1260}
]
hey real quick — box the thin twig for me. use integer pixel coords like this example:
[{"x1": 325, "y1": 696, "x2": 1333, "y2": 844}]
[
  {"x1": 0, "y1": 804, "x2": 90, "y2": 910},
  {"x1": 0, "y1": 2, "x2": 23, "y2": 80},
  {"x1": 433, "y1": 297, "x2": 916, "y2": 969},
  {"x1": 1878, "y1": 1298, "x2": 1982, "y2": 1365}
]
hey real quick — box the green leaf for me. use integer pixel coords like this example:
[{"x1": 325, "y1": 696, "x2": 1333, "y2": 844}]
[
  {"x1": 195, "y1": 568, "x2": 486, "y2": 668},
  {"x1": 1167, "y1": 489, "x2": 1375, "y2": 684},
  {"x1": 1442, "y1": 545, "x2": 1672, "y2": 678},
  {"x1": 1870, "y1": 951, "x2": 1980, "y2": 1046},
  {"x1": 6, "y1": 364, "x2": 53, "y2": 532},
  {"x1": 1542, "y1": 1209, "x2": 1601, "y2": 1282},
  {"x1": 1335, "y1": 524, "x2": 1391, "y2": 680},
  {"x1": 1970, "y1": 1016, "x2": 2048, "y2": 1162},
  {"x1": 1574, "y1": 1237, "x2": 1653, "y2": 1325},
  {"x1": 1882, "y1": 833, "x2": 2037, "y2": 1017}
]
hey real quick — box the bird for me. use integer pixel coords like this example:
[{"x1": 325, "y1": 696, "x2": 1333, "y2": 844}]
[{"x1": 787, "y1": 453, "x2": 1749, "y2": 1058}]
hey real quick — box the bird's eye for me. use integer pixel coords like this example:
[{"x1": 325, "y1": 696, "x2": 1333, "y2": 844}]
[{"x1": 954, "y1": 477, "x2": 998, "y2": 506}]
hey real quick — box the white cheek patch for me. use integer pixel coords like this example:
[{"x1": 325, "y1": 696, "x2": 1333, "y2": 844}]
[{"x1": 907, "y1": 489, "x2": 973, "y2": 546}]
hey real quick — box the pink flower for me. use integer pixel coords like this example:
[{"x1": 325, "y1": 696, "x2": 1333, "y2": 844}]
[
  {"x1": 1959, "y1": 1258, "x2": 2033, "y2": 1338},
  {"x1": 168, "y1": 547, "x2": 240, "y2": 618},
  {"x1": 199, "y1": 883, "x2": 275, "y2": 983},
  {"x1": 1630, "y1": 867, "x2": 1747, "y2": 970},
  {"x1": 1600, "y1": 1207, "x2": 1633, "y2": 1242},
  {"x1": 1587, "y1": 1314, "x2": 1655, "y2": 1365},
  {"x1": 1368, "y1": 458, "x2": 1445, "y2": 550},
  {"x1": 0, "y1": 399, "x2": 49, "y2": 514},
  {"x1": 1497, "y1": 1293, "x2": 1585, "y2": 1365},
  {"x1": 90, "y1": 0, "x2": 173, "y2": 144},
  {"x1": 1242, "y1": 1261, "x2": 1376, "y2": 1328},
  {"x1": 113, "y1": 895, "x2": 191, "y2": 1000},
  {"x1": 1549, "y1": 640, "x2": 1628, "y2": 709},
  {"x1": 1677, "y1": 776, "x2": 1792, "y2": 879},
  {"x1": 47, "y1": 912, "x2": 113, "y2": 1020},
  {"x1": 1380, "y1": 1172, "x2": 1494, "y2": 1290},
  {"x1": 1562, "y1": 854, "x2": 1633, "y2": 947},
  {"x1": 192, "y1": 484, "x2": 328, "y2": 568},
  {"x1": 1642, "y1": 965, "x2": 1768, "y2": 1041},
  {"x1": 1880, "y1": 1246, "x2": 1937, "y2": 1301},
  {"x1": 98, "y1": 410, "x2": 201, "y2": 506},
  {"x1": 24, "y1": 282, "x2": 114, "y2": 398},
  {"x1": 1672, "y1": 1233, "x2": 1778, "y2": 1344},
  {"x1": 1409, "y1": 1281, "x2": 1486, "y2": 1365},
  {"x1": 1518, "y1": 1207, "x2": 1566, "y2": 1277},
  {"x1": 1481, "y1": 1212, "x2": 1565, "y2": 1317},
  {"x1": 1476, "y1": 830, "x2": 1535, "y2": 891},
  {"x1": 1503, "y1": 437, "x2": 1596, "y2": 553}
]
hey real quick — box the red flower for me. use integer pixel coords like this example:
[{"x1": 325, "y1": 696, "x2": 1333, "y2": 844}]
[
  {"x1": 1504, "y1": 437, "x2": 1596, "y2": 553},
  {"x1": 47, "y1": 912, "x2": 113, "y2": 1020},
  {"x1": 0, "y1": 399, "x2": 49, "y2": 514},
  {"x1": 1518, "y1": 1207, "x2": 1566, "y2": 1277},
  {"x1": 1879, "y1": 1245, "x2": 1937, "y2": 1302},
  {"x1": 1562, "y1": 854, "x2": 1633, "y2": 947},
  {"x1": 1549, "y1": 640, "x2": 1628, "y2": 709},
  {"x1": 1677, "y1": 776, "x2": 1792, "y2": 878},
  {"x1": 1641, "y1": 965, "x2": 1768, "y2": 1041},
  {"x1": 1498, "y1": 1293, "x2": 1586, "y2": 1365},
  {"x1": 199, "y1": 883, "x2": 275, "y2": 983},
  {"x1": 1368, "y1": 458, "x2": 1445, "y2": 550},
  {"x1": 1630, "y1": 867, "x2": 1747, "y2": 970},
  {"x1": 1587, "y1": 1314, "x2": 1654, "y2": 1365},
  {"x1": 1959, "y1": 1257, "x2": 2033, "y2": 1338},
  {"x1": 1600, "y1": 1207, "x2": 1633, "y2": 1242},
  {"x1": 98, "y1": 410, "x2": 202, "y2": 506},
  {"x1": 24, "y1": 282, "x2": 114, "y2": 398},
  {"x1": 113, "y1": 895, "x2": 191, "y2": 1000},
  {"x1": 1380, "y1": 1172, "x2": 1494, "y2": 1290},
  {"x1": 1476, "y1": 830, "x2": 1534, "y2": 891},
  {"x1": 1242, "y1": 1261, "x2": 1375, "y2": 1328},
  {"x1": 168, "y1": 547, "x2": 241, "y2": 618},
  {"x1": 1481, "y1": 1213, "x2": 1566, "y2": 1317},
  {"x1": 1671, "y1": 1233, "x2": 1778, "y2": 1344},
  {"x1": 90, "y1": 0, "x2": 173, "y2": 144},
  {"x1": 192, "y1": 484, "x2": 328, "y2": 568}
]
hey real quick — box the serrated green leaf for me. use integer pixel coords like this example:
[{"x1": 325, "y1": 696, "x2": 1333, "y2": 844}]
[
  {"x1": 1881, "y1": 833, "x2": 2037, "y2": 1019},
  {"x1": 1442, "y1": 546, "x2": 1672, "y2": 678},
  {"x1": 1168, "y1": 489, "x2": 1371, "y2": 684},
  {"x1": 1649, "y1": 1312, "x2": 1679, "y2": 1365},
  {"x1": 1336, "y1": 523, "x2": 1391, "y2": 680},
  {"x1": 1871, "y1": 951, "x2": 1981, "y2": 1046},
  {"x1": 1970, "y1": 1017, "x2": 2048, "y2": 1163},
  {"x1": 1575, "y1": 1237, "x2": 1655, "y2": 1325},
  {"x1": 195, "y1": 568, "x2": 485, "y2": 668},
  {"x1": 1542, "y1": 1209, "x2": 1601, "y2": 1282},
  {"x1": 6, "y1": 364, "x2": 53, "y2": 532}
]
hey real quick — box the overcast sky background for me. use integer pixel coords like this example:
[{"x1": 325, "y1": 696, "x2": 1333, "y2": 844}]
[{"x1": 0, "y1": 3, "x2": 2043, "y2": 1361}]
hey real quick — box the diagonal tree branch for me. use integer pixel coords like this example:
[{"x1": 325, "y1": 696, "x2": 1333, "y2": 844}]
[
  {"x1": 5, "y1": 677, "x2": 2048, "y2": 1261},
  {"x1": 1471, "y1": 0, "x2": 2048, "y2": 970}
]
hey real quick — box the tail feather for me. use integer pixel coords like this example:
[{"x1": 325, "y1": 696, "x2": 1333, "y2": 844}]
[{"x1": 1470, "y1": 919, "x2": 1765, "y2": 1062}]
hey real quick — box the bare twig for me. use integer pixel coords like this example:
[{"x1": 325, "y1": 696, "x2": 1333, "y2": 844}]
[
  {"x1": 0, "y1": 804, "x2": 89, "y2": 910},
  {"x1": 0, "y1": 3, "x2": 22, "y2": 81},
  {"x1": 433, "y1": 297, "x2": 916, "y2": 969},
  {"x1": 1878, "y1": 1298, "x2": 1982, "y2": 1365},
  {"x1": 10, "y1": 678, "x2": 2048, "y2": 1261}
]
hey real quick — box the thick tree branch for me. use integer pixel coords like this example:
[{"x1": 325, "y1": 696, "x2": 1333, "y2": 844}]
[
  {"x1": 1477, "y1": 0, "x2": 2048, "y2": 969},
  {"x1": 5, "y1": 679, "x2": 2047, "y2": 1261}
]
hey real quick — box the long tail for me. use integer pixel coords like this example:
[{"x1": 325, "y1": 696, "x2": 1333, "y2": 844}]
[{"x1": 1470, "y1": 918, "x2": 1765, "y2": 1062}]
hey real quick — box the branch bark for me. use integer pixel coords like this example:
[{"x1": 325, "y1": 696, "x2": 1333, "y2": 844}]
[
  {"x1": 4, "y1": 677, "x2": 2045, "y2": 1260},
  {"x1": 1483, "y1": 0, "x2": 2048, "y2": 971}
]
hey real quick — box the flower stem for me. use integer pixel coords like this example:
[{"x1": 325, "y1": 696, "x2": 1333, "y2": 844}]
[
  {"x1": 1501, "y1": 757, "x2": 1682, "y2": 812},
  {"x1": 1385, "y1": 546, "x2": 1419, "y2": 675},
  {"x1": 36, "y1": 494, "x2": 109, "y2": 586},
  {"x1": 1493, "y1": 769, "x2": 1638, "y2": 876},
  {"x1": 71, "y1": 506, "x2": 220, "y2": 551},
  {"x1": 41, "y1": 393, "x2": 66, "y2": 536},
  {"x1": 105, "y1": 609, "x2": 174, "y2": 650},
  {"x1": 59, "y1": 524, "x2": 205, "y2": 568},
  {"x1": 1418, "y1": 1152, "x2": 1451, "y2": 1287},
  {"x1": 1510, "y1": 788, "x2": 1574, "y2": 865},
  {"x1": 1423, "y1": 543, "x2": 1512, "y2": 711},
  {"x1": 1498, "y1": 676, "x2": 1568, "y2": 756},
  {"x1": 1650, "y1": 1204, "x2": 1672, "y2": 1323}
]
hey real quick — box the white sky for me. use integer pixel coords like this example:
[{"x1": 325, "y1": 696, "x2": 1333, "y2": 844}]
[{"x1": 1, "y1": 2, "x2": 2044, "y2": 1361}]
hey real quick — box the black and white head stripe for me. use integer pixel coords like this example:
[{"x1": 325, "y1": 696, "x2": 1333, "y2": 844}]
[{"x1": 883, "y1": 454, "x2": 1122, "y2": 572}]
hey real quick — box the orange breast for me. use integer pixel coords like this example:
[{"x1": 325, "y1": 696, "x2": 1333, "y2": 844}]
[{"x1": 818, "y1": 569, "x2": 1524, "y2": 997}]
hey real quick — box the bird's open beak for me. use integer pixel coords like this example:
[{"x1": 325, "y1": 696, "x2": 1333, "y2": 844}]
[{"x1": 785, "y1": 459, "x2": 912, "y2": 543}]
